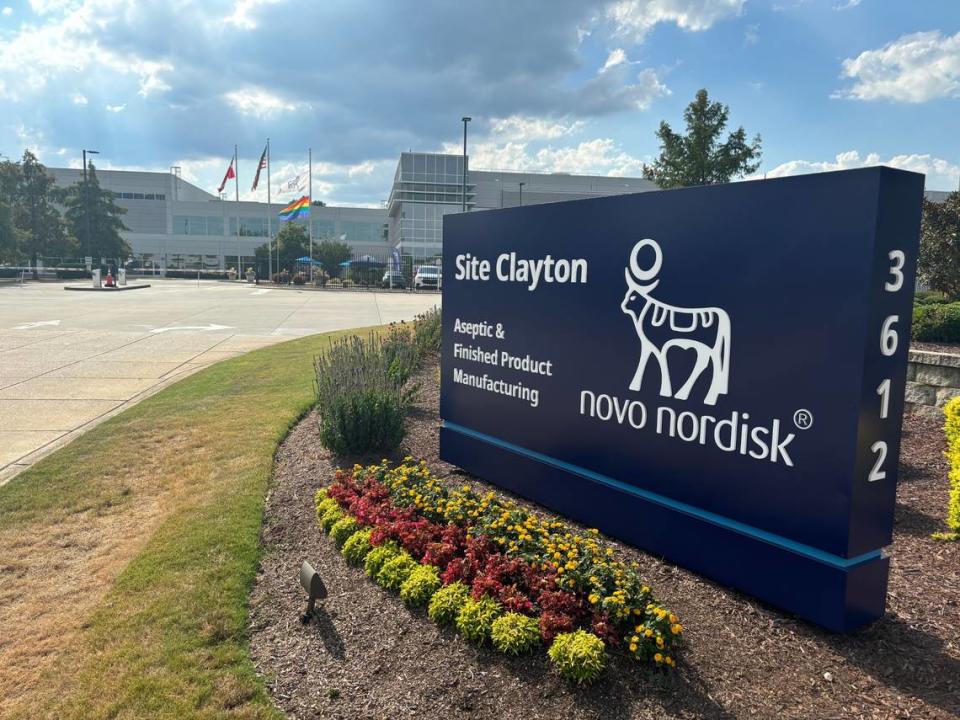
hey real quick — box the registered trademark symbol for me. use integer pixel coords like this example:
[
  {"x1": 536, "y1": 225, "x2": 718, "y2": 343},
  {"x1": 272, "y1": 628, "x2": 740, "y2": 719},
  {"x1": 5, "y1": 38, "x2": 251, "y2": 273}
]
[{"x1": 794, "y1": 409, "x2": 814, "y2": 430}]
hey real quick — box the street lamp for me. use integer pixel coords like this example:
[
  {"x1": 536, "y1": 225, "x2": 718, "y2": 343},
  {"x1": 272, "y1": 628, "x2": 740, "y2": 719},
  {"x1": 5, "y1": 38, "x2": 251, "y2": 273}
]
[
  {"x1": 461, "y1": 116, "x2": 471, "y2": 212},
  {"x1": 518, "y1": 181, "x2": 525, "y2": 207},
  {"x1": 82, "y1": 149, "x2": 99, "y2": 261}
]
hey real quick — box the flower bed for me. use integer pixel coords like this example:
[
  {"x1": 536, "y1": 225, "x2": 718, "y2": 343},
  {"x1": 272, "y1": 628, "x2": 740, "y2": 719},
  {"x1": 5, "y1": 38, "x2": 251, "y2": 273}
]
[{"x1": 315, "y1": 459, "x2": 683, "y2": 683}]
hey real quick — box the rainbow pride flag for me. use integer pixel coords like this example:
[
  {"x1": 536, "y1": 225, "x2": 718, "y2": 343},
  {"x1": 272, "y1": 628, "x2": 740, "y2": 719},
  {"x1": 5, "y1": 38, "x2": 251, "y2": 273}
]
[{"x1": 278, "y1": 195, "x2": 310, "y2": 222}]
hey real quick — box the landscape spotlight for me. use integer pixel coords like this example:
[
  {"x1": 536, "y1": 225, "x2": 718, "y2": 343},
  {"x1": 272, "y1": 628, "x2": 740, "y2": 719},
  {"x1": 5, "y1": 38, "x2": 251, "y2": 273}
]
[{"x1": 299, "y1": 560, "x2": 328, "y2": 623}]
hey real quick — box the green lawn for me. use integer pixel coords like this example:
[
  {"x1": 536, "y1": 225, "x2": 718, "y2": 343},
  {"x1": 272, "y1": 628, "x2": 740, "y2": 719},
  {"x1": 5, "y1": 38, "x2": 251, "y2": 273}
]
[{"x1": 0, "y1": 328, "x2": 368, "y2": 719}]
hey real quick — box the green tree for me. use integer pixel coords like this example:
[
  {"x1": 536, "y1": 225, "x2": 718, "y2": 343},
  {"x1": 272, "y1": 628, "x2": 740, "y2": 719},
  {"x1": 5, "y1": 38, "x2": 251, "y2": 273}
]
[
  {"x1": 11, "y1": 151, "x2": 73, "y2": 270},
  {"x1": 0, "y1": 159, "x2": 23, "y2": 262},
  {"x1": 643, "y1": 89, "x2": 762, "y2": 189},
  {"x1": 918, "y1": 192, "x2": 960, "y2": 299},
  {"x1": 58, "y1": 162, "x2": 130, "y2": 259},
  {"x1": 255, "y1": 221, "x2": 309, "y2": 274},
  {"x1": 314, "y1": 239, "x2": 351, "y2": 278}
]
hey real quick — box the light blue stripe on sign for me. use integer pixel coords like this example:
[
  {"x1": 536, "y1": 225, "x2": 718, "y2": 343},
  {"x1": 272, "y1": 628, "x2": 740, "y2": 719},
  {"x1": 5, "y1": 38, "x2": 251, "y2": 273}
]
[{"x1": 442, "y1": 420, "x2": 883, "y2": 570}]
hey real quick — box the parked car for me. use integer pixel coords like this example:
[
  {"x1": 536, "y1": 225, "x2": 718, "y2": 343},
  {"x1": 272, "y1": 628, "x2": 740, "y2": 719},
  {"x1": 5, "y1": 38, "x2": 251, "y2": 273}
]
[
  {"x1": 414, "y1": 265, "x2": 441, "y2": 290},
  {"x1": 381, "y1": 270, "x2": 406, "y2": 289}
]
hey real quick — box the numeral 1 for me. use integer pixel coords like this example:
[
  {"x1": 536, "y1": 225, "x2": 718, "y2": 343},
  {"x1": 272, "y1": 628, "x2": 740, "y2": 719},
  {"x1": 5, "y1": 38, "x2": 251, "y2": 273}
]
[{"x1": 877, "y1": 378, "x2": 891, "y2": 419}]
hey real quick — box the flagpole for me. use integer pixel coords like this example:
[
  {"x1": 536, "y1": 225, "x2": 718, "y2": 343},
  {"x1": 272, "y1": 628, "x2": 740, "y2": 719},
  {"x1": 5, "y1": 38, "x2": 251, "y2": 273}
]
[
  {"x1": 267, "y1": 138, "x2": 272, "y2": 282},
  {"x1": 235, "y1": 144, "x2": 240, "y2": 278},
  {"x1": 308, "y1": 147, "x2": 313, "y2": 283}
]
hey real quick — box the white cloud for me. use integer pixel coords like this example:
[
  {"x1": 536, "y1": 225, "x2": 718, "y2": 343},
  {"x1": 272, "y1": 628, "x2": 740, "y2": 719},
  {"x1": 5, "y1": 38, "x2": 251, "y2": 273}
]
[
  {"x1": 442, "y1": 136, "x2": 646, "y2": 177},
  {"x1": 1, "y1": 7, "x2": 13, "y2": 16},
  {"x1": 488, "y1": 115, "x2": 585, "y2": 142},
  {"x1": 224, "y1": 0, "x2": 284, "y2": 30},
  {"x1": 835, "y1": 30, "x2": 960, "y2": 103},
  {"x1": 105, "y1": 103, "x2": 125, "y2": 112},
  {"x1": 70, "y1": 92, "x2": 87, "y2": 104},
  {"x1": 762, "y1": 150, "x2": 960, "y2": 190},
  {"x1": 223, "y1": 87, "x2": 305, "y2": 117},
  {"x1": 743, "y1": 23, "x2": 759, "y2": 46},
  {"x1": 833, "y1": 0, "x2": 861, "y2": 9},
  {"x1": 607, "y1": 0, "x2": 745, "y2": 42},
  {"x1": 0, "y1": 0, "x2": 175, "y2": 102},
  {"x1": 602, "y1": 48, "x2": 629, "y2": 71}
]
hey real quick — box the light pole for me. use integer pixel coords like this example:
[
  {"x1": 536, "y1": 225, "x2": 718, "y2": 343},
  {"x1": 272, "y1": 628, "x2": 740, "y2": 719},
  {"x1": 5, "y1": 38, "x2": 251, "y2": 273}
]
[
  {"x1": 518, "y1": 181, "x2": 525, "y2": 207},
  {"x1": 461, "y1": 116, "x2": 471, "y2": 212},
  {"x1": 82, "y1": 149, "x2": 99, "y2": 262}
]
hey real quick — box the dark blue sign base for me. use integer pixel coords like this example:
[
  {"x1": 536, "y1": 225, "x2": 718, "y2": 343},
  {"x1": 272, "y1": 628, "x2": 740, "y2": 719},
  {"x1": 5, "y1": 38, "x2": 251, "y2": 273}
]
[{"x1": 440, "y1": 423, "x2": 889, "y2": 633}]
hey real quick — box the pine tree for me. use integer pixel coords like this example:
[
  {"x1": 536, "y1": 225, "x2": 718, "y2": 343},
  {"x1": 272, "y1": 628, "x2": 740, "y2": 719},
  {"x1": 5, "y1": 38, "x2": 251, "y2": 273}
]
[
  {"x1": 643, "y1": 89, "x2": 762, "y2": 189},
  {"x1": 59, "y1": 162, "x2": 130, "y2": 259},
  {"x1": 0, "y1": 159, "x2": 22, "y2": 262},
  {"x1": 11, "y1": 151, "x2": 72, "y2": 268}
]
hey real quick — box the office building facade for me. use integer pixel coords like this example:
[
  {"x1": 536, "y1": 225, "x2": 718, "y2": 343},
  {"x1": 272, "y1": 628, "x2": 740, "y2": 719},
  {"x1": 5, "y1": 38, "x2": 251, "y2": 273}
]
[{"x1": 46, "y1": 152, "x2": 660, "y2": 270}]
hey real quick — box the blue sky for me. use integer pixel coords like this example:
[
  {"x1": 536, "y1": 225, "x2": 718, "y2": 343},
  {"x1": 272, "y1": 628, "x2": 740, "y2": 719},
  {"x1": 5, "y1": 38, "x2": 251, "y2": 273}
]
[{"x1": 0, "y1": 0, "x2": 957, "y2": 207}]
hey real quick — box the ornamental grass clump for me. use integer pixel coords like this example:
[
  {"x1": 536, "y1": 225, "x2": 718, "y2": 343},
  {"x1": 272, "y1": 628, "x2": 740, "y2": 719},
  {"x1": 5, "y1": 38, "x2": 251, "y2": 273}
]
[
  {"x1": 364, "y1": 541, "x2": 401, "y2": 578},
  {"x1": 375, "y1": 551, "x2": 419, "y2": 592},
  {"x1": 329, "y1": 516, "x2": 359, "y2": 548},
  {"x1": 341, "y1": 528, "x2": 373, "y2": 565},
  {"x1": 456, "y1": 595, "x2": 503, "y2": 644},
  {"x1": 399, "y1": 564, "x2": 442, "y2": 607},
  {"x1": 548, "y1": 630, "x2": 606, "y2": 686},
  {"x1": 413, "y1": 307, "x2": 441, "y2": 356},
  {"x1": 313, "y1": 334, "x2": 411, "y2": 455},
  {"x1": 427, "y1": 581, "x2": 470, "y2": 625},
  {"x1": 491, "y1": 612, "x2": 541, "y2": 655}
]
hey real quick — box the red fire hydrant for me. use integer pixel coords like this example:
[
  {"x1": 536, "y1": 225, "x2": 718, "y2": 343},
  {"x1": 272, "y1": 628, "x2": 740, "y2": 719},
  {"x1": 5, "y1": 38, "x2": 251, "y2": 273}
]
[{"x1": 104, "y1": 270, "x2": 115, "y2": 287}]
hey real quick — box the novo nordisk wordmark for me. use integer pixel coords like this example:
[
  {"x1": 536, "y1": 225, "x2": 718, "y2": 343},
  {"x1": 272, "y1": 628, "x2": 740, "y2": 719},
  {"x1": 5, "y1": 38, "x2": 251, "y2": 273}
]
[{"x1": 439, "y1": 168, "x2": 923, "y2": 632}]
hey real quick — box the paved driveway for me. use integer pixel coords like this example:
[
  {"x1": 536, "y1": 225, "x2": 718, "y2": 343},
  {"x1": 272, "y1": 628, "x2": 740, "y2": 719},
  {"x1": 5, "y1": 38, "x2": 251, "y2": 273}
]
[{"x1": 0, "y1": 280, "x2": 440, "y2": 483}]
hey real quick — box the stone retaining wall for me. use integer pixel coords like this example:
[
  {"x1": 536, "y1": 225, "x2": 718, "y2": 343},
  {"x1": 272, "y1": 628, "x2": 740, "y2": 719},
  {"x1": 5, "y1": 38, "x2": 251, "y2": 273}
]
[{"x1": 906, "y1": 349, "x2": 960, "y2": 419}]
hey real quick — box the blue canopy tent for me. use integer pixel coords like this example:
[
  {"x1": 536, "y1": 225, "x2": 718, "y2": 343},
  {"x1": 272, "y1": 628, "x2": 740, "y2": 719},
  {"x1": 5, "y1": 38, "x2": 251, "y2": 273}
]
[
  {"x1": 340, "y1": 255, "x2": 386, "y2": 287},
  {"x1": 295, "y1": 257, "x2": 324, "y2": 266}
]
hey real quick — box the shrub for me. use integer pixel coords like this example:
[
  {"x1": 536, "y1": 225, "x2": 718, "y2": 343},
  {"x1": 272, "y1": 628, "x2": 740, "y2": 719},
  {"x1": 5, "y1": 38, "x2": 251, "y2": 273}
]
[
  {"x1": 375, "y1": 551, "x2": 419, "y2": 592},
  {"x1": 319, "y1": 504, "x2": 345, "y2": 534},
  {"x1": 313, "y1": 334, "x2": 410, "y2": 455},
  {"x1": 491, "y1": 612, "x2": 541, "y2": 655},
  {"x1": 380, "y1": 323, "x2": 420, "y2": 386},
  {"x1": 456, "y1": 595, "x2": 502, "y2": 644},
  {"x1": 292, "y1": 272, "x2": 307, "y2": 285},
  {"x1": 548, "y1": 630, "x2": 606, "y2": 686},
  {"x1": 330, "y1": 516, "x2": 359, "y2": 548},
  {"x1": 341, "y1": 528, "x2": 374, "y2": 565},
  {"x1": 915, "y1": 290, "x2": 950, "y2": 305},
  {"x1": 935, "y1": 396, "x2": 960, "y2": 541},
  {"x1": 399, "y1": 564, "x2": 442, "y2": 607},
  {"x1": 427, "y1": 581, "x2": 470, "y2": 625},
  {"x1": 414, "y1": 307, "x2": 441, "y2": 356},
  {"x1": 364, "y1": 541, "x2": 401, "y2": 578},
  {"x1": 912, "y1": 302, "x2": 960, "y2": 343}
]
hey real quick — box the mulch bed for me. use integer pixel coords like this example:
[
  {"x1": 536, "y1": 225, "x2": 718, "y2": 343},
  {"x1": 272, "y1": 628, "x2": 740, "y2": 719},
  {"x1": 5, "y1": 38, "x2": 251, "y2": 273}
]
[{"x1": 249, "y1": 359, "x2": 960, "y2": 720}]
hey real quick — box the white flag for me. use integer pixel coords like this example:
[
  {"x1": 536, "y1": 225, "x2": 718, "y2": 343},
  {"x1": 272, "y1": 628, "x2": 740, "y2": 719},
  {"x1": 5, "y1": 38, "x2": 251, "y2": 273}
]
[{"x1": 283, "y1": 173, "x2": 307, "y2": 193}]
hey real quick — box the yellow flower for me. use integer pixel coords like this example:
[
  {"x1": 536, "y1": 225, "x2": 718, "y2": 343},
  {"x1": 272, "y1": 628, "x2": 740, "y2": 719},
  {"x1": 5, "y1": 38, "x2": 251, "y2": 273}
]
[
  {"x1": 645, "y1": 629, "x2": 653, "y2": 638},
  {"x1": 665, "y1": 656, "x2": 675, "y2": 667},
  {"x1": 629, "y1": 643, "x2": 638, "y2": 652},
  {"x1": 654, "y1": 653, "x2": 663, "y2": 663},
  {"x1": 671, "y1": 623, "x2": 683, "y2": 635},
  {"x1": 630, "y1": 635, "x2": 639, "y2": 643},
  {"x1": 656, "y1": 637, "x2": 664, "y2": 649},
  {"x1": 589, "y1": 594, "x2": 599, "y2": 604},
  {"x1": 669, "y1": 614, "x2": 678, "y2": 624}
]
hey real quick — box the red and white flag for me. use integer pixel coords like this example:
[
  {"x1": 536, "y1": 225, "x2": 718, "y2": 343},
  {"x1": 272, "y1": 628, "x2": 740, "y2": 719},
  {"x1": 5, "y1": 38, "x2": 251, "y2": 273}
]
[
  {"x1": 217, "y1": 158, "x2": 236, "y2": 193},
  {"x1": 251, "y1": 146, "x2": 267, "y2": 192}
]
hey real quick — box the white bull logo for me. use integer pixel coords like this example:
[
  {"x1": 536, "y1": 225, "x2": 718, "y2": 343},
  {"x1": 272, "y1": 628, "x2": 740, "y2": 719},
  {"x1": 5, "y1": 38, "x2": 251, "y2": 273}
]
[{"x1": 621, "y1": 239, "x2": 731, "y2": 406}]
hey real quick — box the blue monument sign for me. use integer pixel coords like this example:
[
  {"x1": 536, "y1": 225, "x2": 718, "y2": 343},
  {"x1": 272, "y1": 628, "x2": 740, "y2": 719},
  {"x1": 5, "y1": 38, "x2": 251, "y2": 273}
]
[{"x1": 439, "y1": 167, "x2": 924, "y2": 632}]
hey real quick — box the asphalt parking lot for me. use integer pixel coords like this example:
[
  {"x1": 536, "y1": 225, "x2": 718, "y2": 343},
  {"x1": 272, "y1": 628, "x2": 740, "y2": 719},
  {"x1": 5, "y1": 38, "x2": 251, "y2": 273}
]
[{"x1": 0, "y1": 280, "x2": 440, "y2": 483}]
